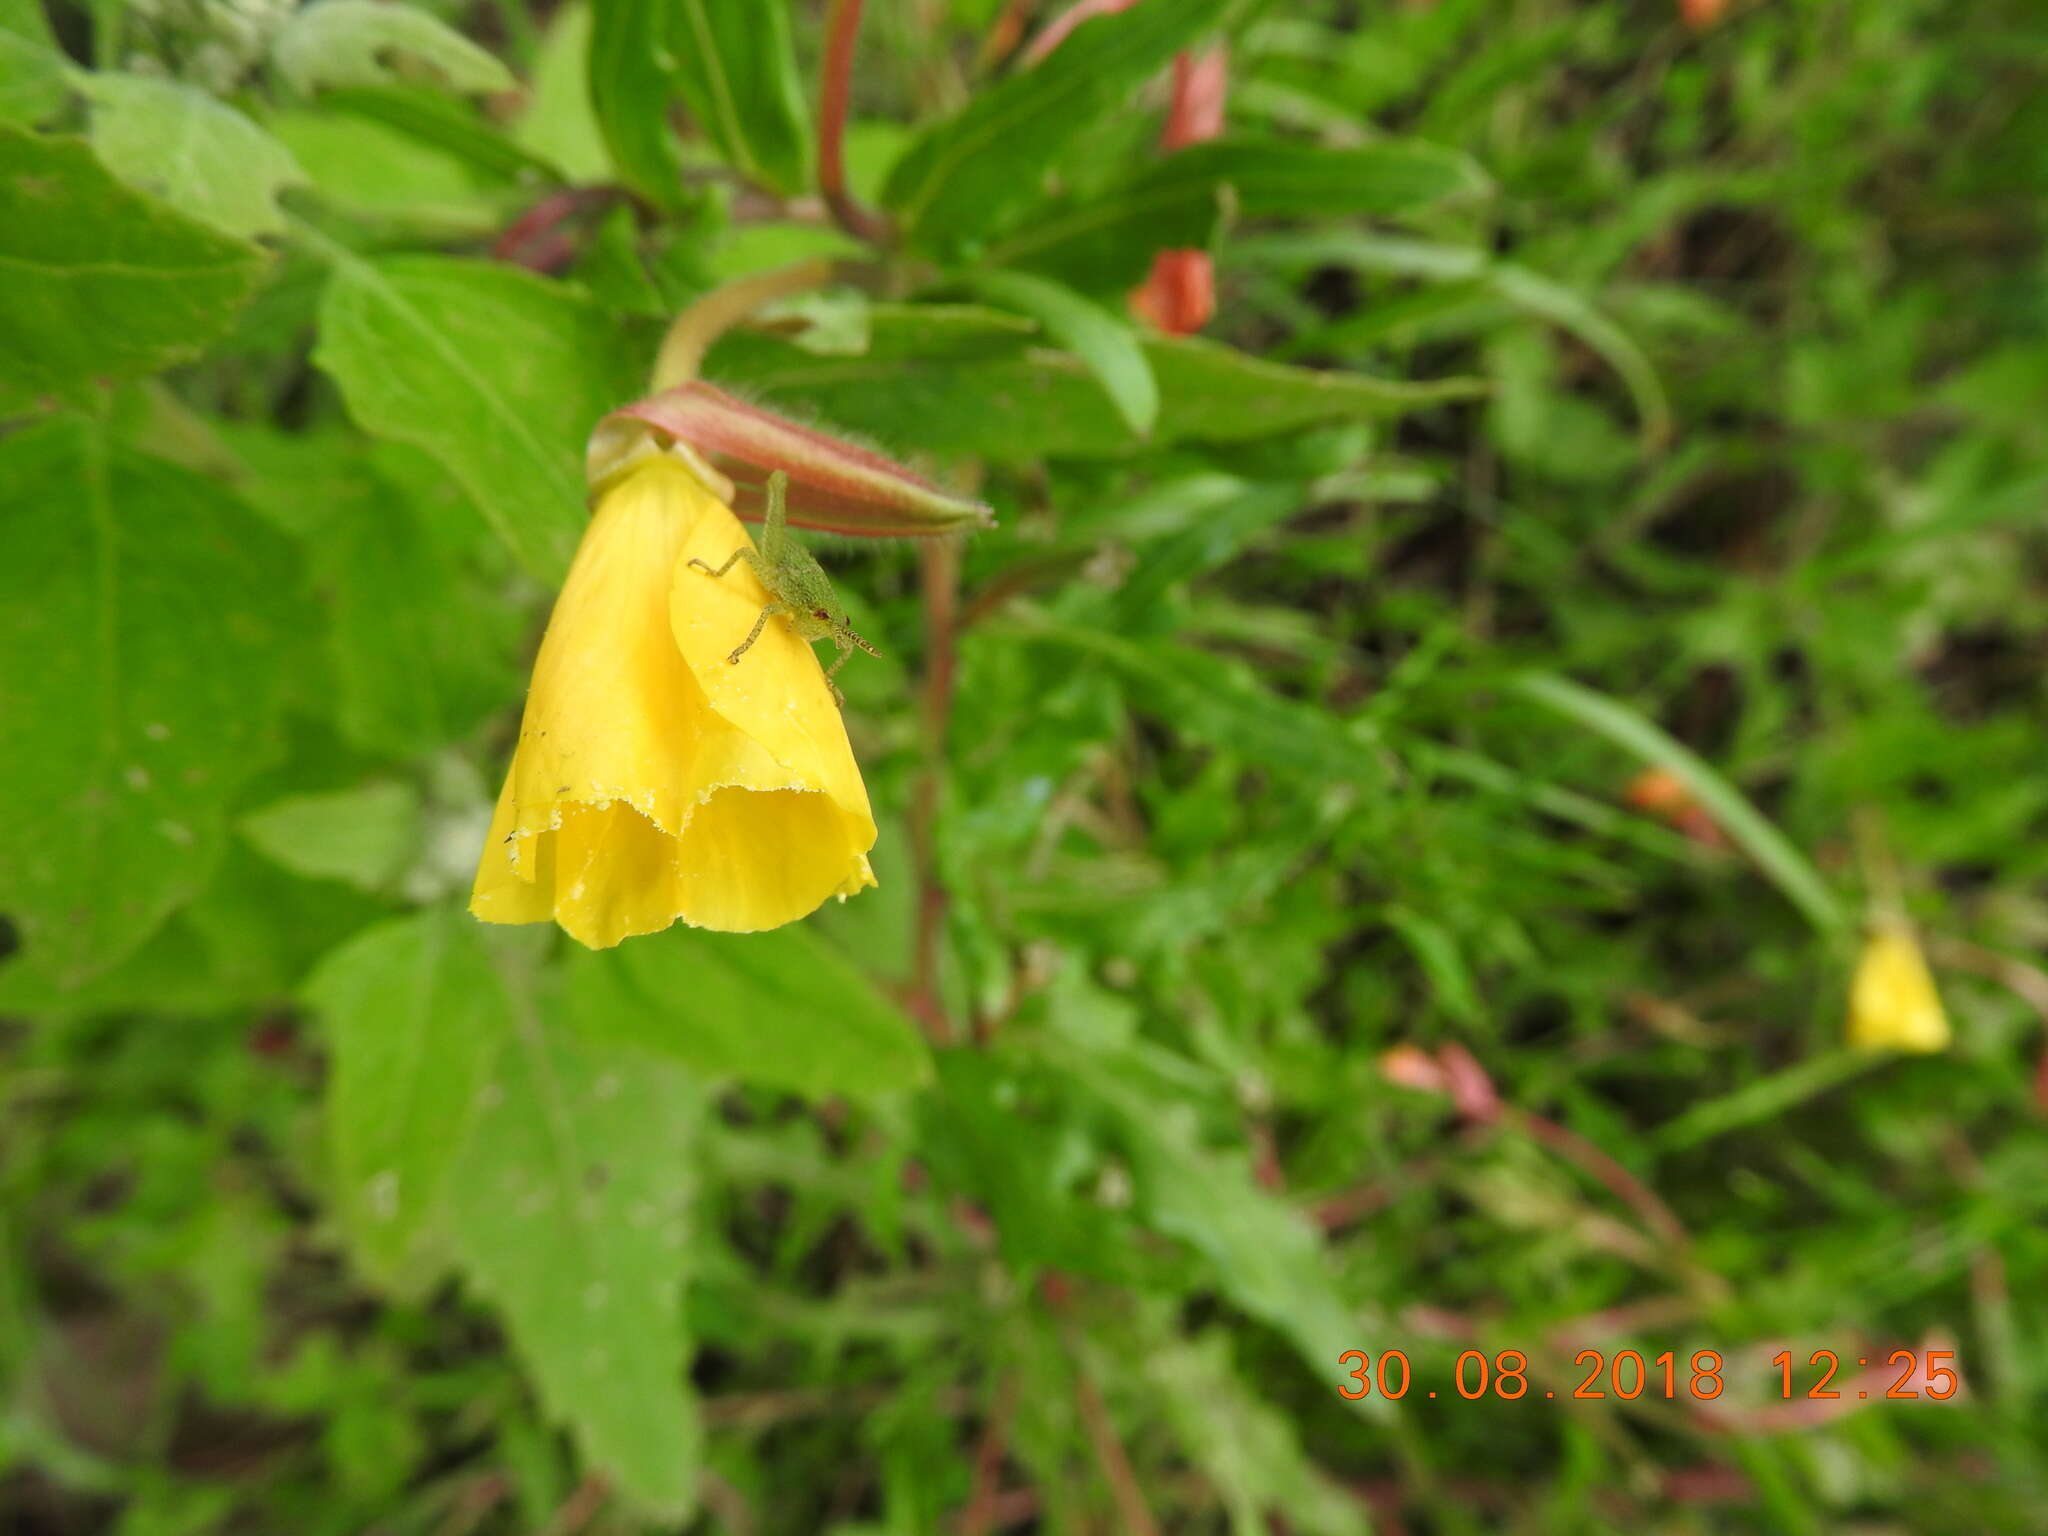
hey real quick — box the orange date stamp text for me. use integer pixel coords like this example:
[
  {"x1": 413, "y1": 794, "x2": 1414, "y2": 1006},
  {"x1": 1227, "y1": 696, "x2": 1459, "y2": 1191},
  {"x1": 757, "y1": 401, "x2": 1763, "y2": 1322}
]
[{"x1": 1336, "y1": 1348, "x2": 1961, "y2": 1402}]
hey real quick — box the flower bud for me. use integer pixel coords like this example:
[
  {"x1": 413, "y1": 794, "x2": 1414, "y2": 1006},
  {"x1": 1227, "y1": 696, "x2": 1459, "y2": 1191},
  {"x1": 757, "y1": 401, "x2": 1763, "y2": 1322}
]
[
  {"x1": 595, "y1": 382, "x2": 992, "y2": 538},
  {"x1": 1847, "y1": 920, "x2": 1951, "y2": 1053}
]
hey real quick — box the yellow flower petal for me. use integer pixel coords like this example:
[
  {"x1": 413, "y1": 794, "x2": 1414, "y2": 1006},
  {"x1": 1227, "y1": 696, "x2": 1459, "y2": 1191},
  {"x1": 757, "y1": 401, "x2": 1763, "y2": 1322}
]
[
  {"x1": 1847, "y1": 921, "x2": 1951, "y2": 1053},
  {"x1": 471, "y1": 454, "x2": 876, "y2": 947}
]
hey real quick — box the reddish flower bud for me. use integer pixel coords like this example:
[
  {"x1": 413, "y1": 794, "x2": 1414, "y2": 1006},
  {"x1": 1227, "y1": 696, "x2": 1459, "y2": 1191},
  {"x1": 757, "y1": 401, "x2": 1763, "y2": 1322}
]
[
  {"x1": 1161, "y1": 46, "x2": 1228, "y2": 151},
  {"x1": 1129, "y1": 45, "x2": 1227, "y2": 335},
  {"x1": 1381, "y1": 1042, "x2": 1502, "y2": 1126},
  {"x1": 1131, "y1": 248, "x2": 1216, "y2": 335},
  {"x1": 594, "y1": 382, "x2": 993, "y2": 538}
]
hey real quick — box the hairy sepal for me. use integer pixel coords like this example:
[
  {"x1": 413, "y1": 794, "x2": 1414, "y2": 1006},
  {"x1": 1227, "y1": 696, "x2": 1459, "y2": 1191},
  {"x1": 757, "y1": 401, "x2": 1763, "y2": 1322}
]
[{"x1": 597, "y1": 382, "x2": 993, "y2": 537}]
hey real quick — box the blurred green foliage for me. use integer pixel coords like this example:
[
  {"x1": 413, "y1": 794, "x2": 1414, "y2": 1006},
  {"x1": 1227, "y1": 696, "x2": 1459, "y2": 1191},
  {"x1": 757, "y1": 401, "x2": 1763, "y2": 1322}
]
[{"x1": 3, "y1": 0, "x2": 2046, "y2": 1531}]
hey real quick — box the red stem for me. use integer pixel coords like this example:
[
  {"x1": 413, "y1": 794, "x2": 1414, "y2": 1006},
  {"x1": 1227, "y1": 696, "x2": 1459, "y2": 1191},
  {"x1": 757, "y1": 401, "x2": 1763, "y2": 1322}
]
[
  {"x1": 819, "y1": 0, "x2": 893, "y2": 245},
  {"x1": 906, "y1": 540, "x2": 961, "y2": 1045},
  {"x1": 1510, "y1": 1108, "x2": 1692, "y2": 1254},
  {"x1": 957, "y1": 1375, "x2": 1019, "y2": 1536}
]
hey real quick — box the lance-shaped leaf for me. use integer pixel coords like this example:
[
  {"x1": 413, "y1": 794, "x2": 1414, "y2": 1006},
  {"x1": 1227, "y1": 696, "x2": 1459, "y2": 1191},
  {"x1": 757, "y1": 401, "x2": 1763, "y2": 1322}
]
[
  {"x1": 882, "y1": 0, "x2": 1245, "y2": 256},
  {"x1": 597, "y1": 381, "x2": 993, "y2": 537},
  {"x1": 991, "y1": 138, "x2": 1492, "y2": 296},
  {"x1": 587, "y1": 0, "x2": 682, "y2": 204},
  {"x1": 669, "y1": 0, "x2": 811, "y2": 196}
]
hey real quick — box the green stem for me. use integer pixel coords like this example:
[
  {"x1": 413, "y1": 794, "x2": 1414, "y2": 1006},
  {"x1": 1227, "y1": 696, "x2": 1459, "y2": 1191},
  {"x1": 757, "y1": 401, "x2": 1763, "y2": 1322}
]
[{"x1": 649, "y1": 257, "x2": 839, "y2": 392}]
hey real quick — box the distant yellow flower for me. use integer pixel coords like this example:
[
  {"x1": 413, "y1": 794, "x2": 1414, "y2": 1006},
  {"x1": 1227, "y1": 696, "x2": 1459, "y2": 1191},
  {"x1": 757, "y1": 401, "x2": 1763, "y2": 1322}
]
[
  {"x1": 1847, "y1": 921, "x2": 1950, "y2": 1053},
  {"x1": 471, "y1": 452, "x2": 876, "y2": 947}
]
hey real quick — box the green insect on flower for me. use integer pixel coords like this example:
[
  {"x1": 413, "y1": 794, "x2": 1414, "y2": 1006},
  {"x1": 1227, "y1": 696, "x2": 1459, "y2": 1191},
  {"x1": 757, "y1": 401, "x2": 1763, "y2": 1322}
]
[{"x1": 687, "y1": 470, "x2": 880, "y2": 707}]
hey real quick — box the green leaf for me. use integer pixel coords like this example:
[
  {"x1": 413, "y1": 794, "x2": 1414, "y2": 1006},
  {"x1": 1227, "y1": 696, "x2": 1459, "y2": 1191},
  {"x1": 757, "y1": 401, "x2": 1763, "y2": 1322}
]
[
  {"x1": 586, "y1": 0, "x2": 682, "y2": 203},
  {"x1": 995, "y1": 138, "x2": 1490, "y2": 293},
  {"x1": 270, "y1": 108, "x2": 506, "y2": 237},
  {"x1": 565, "y1": 926, "x2": 932, "y2": 1101},
  {"x1": 1653, "y1": 1050, "x2": 1885, "y2": 1153},
  {"x1": 321, "y1": 85, "x2": 562, "y2": 183},
  {"x1": 1011, "y1": 619, "x2": 1386, "y2": 785},
  {"x1": 882, "y1": 0, "x2": 1244, "y2": 255},
  {"x1": 1147, "y1": 1334, "x2": 1371, "y2": 1536},
  {"x1": 1238, "y1": 233, "x2": 1671, "y2": 451},
  {"x1": 1488, "y1": 263, "x2": 1671, "y2": 451},
  {"x1": 516, "y1": 1, "x2": 610, "y2": 183},
  {"x1": 670, "y1": 0, "x2": 812, "y2": 195},
  {"x1": 1512, "y1": 672, "x2": 1850, "y2": 936},
  {"x1": 84, "y1": 74, "x2": 308, "y2": 239},
  {"x1": 303, "y1": 907, "x2": 509, "y2": 1283},
  {"x1": 314, "y1": 253, "x2": 639, "y2": 580},
  {"x1": 448, "y1": 977, "x2": 704, "y2": 1515},
  {"x1": 0, "y1": 419, "x2": 294, "y2": 988},
  {"x1": 587, "y1": 0, "x2": 810, "y2": 201},
  {"x1": 919, "y1": 1050, "x2": 1172, "y2": 1286},
  {"x1": 240, "y1": 781, "x2": 422, "y2": 893},
  {"x1": 316, "y1": 451, "x2": 525, "y2": 757},
  {"x1": 1383, "y1": 906, "x2": 1484, "y2": 1026},
  {"x1": 962, "y1": 268, "x2": 1158, "y2": 438},
  {"x1": 0, "y1": 840, "x2": 381, "y2": 1020},
  {"x1": 272, "y1": 0, "x2": 515, "y2": 96},
  {"x1": 0, "y1": 0, "x2": 66, "y2": 127},
  {"x1": 1058, "y1": 1042, "x2": 1378, "y2": 1407},
  {"x1": 709, "y1": 313, "x2": 1482, "y2": 460},
  {"x1": 0, "y1": 126, "x2": 265, "y2": 401}
]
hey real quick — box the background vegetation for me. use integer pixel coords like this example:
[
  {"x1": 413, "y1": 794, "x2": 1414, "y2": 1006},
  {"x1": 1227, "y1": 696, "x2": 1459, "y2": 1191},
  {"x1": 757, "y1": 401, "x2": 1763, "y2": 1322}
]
[{"x1": 3, "y1": 0, "x2": 2045, "y2": 1531}]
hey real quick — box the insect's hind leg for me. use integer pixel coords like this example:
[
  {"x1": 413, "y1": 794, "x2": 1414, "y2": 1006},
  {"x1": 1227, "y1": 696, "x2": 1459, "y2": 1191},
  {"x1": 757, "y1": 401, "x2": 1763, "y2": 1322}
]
[
  {"x1": 688, "y1": 547, "x2": 756, "y2": 580},
  {"x1": 728, "y1": 602, "x2": 788, "y2": 665}
]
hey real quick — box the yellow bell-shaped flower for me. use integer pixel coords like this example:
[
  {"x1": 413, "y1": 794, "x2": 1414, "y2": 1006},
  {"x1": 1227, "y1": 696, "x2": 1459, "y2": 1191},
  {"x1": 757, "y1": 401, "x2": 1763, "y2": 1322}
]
[
  {"x1": 471, "y1": 452, "x2": 877, "y2": 947},
  {"x1": 1847, "y1": 920, "x2": 1950, "y2": 1053}
]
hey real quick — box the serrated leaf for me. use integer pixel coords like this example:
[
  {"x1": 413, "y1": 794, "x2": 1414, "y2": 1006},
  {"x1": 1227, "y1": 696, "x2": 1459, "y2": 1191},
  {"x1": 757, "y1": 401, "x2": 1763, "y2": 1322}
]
[
  {"x1": 994, "y1": 138, "x2": 1490, "y2": 293},
  {"x1": 710, "y1": 314, "x2": 1481, "y2": 460},
  {"x1": 85, "y1": 74, "x2": 307, "y2": 239},
  {"x1": 564, "y1": 926, "x2": 931, "y2": 1101},
  {"x1": 273, "y1": 0, "x2": 515, "y2": 96},
  {"x1": 314, "y1": 254, "x2": 638, "y2": 580},
  {"x1": 0, "y1": 420, "x2": 294, "y2": 988},
  {"x1": 963, "y1": 268, "x2": 1157, "y2": 437},
  {"x1": 0, "y1": 126, "x2": 265, "y2": 400},
  {"x1": 240, "y1": 781, "x2": 422, "y2": 892},
  {"x1": 669, "y1": 0, "x2": 812, "y2": 195},
  {"x1": 449, "y1": 981, "x2": 704, "y2": 1514},
  {"x1": 882, "y1": 0, "x2": 1243, "y2": 255},
  {"x1": 303, "y1": 907, "x2": 509, "y2": 1283},
  {"x1": 0, "y1": 0, "x2": 66, "y2": 127}
]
